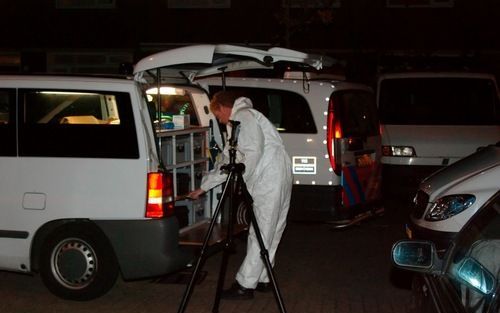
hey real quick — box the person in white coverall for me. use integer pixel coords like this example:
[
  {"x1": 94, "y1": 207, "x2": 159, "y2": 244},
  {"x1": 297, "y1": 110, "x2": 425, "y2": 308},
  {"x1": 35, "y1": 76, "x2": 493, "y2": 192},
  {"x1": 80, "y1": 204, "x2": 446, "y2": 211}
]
[{"x1": 188, "y1": 90, "x2": 292, "y2": 300}]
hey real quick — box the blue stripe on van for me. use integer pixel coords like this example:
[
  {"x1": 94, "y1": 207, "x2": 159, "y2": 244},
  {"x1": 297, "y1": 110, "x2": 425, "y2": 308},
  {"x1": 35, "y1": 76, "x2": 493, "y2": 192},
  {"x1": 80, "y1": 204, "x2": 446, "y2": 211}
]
[
  {"x1": 341, "y1": 175, "x2": 356, "y2": 205},
  {"x1": 348, "y1": 166, "x2": 366, "y2": 203}
]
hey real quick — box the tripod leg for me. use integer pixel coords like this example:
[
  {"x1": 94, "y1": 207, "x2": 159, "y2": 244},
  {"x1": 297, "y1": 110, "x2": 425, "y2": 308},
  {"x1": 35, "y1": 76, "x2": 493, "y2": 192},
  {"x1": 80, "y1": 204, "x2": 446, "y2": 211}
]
[
  {"x1": 249, "y1": 211, "x2": 288, "y2": 313},
  {"x1": 177, "y1": 172, "x2": 235, "y2": 313},
  {"x1": 212, "y1": 169, "x2": 239, "y2": 313},
  {"x1": 212, "y1": 246, "x2": 230, "y2": 313}
]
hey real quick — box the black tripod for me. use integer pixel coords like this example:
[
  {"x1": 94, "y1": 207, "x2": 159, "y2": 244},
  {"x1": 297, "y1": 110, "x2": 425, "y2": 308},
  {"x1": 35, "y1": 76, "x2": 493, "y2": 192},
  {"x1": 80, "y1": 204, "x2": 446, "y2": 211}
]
[{"x1": 177, "y1": 120, "x2": 287, "y2": 313}]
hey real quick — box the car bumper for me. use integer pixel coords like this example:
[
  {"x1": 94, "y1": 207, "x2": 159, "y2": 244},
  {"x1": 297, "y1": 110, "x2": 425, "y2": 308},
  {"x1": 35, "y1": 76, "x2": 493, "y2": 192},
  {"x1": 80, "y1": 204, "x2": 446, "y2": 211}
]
[
  {"x1": 406, "y1": 219, "x2": 457, "y2": 252},
  {"x1": 94, "y1": 217, "x2": 191, "y2": 280},
  {"x1": 383, "y1": 164, "x2": 442, "y2": 188}
]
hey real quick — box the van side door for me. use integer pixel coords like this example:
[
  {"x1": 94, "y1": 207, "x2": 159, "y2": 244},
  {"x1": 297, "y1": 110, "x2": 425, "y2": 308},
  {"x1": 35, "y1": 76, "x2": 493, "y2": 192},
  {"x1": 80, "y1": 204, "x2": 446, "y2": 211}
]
[{"x1": 0, "y1": 88, "x2": 26, "y2": 270}]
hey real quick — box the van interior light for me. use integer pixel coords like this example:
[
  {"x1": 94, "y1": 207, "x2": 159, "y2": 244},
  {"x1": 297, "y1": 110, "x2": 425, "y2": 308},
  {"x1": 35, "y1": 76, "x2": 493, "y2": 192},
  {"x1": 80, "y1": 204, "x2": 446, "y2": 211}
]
[
  {"x1": 306, "y1": 138, "x2": 313, "y2": 143},
  {"x1": 38, "y1": 91, "x2": 98, "y2": 96},
  {"x1": 146, "y1": 87, "x2": 185, "y2": 96}
]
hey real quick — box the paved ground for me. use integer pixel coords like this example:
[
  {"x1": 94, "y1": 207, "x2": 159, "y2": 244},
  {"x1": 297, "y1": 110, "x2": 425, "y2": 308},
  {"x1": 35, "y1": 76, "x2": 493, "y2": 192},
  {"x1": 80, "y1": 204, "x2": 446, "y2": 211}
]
[{"x1": 0, "y1": 200, "x2": 413, "y2": 313}]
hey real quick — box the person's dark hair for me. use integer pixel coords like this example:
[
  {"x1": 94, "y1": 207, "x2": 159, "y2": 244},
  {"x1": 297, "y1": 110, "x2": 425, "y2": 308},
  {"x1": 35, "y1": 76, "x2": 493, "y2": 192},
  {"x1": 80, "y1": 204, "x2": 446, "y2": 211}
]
[{"x1": 210, "y1": 90, "x2": 244, "y2": 112}]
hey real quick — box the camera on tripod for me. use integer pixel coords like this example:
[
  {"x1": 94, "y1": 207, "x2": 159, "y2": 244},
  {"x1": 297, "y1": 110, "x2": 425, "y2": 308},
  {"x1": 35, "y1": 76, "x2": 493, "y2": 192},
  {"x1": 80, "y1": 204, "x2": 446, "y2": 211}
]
[
  {"x1": 219, "y1": 120, "x2": 249, "y2": 225},
  {"x1": 222, "y1": 119, "x2": 243, "y2": 171}
]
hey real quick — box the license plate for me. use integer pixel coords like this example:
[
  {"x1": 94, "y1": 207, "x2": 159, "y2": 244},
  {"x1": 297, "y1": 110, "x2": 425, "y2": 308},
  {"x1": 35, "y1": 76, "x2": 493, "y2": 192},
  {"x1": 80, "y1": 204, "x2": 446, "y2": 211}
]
[{"x1": 405, "y1": 224, "x2": 413, "y2": 239}]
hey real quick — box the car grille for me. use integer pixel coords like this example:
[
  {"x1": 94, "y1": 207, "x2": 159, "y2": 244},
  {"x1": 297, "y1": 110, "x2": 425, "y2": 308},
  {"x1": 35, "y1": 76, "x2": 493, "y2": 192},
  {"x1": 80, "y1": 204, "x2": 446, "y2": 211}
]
[{"x1": 411, "y1": 190, "x2": 429, "y2": 219}]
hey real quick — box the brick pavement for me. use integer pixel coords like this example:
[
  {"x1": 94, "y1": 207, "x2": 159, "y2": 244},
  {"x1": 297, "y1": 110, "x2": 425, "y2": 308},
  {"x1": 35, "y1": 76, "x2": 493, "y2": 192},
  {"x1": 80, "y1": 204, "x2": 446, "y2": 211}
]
[{"x1": 0, "y1": 202, "x2": 412, "y2": 313}]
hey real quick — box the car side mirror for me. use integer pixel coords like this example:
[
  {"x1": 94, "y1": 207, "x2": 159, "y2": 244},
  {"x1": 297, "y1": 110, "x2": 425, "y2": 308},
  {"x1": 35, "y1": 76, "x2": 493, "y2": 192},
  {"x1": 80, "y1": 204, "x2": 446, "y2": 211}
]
[
  {"x1": 457, "y1": 257, "x2": 496, "y2": 295},
  {"x1": 391, "y1": 240, "x2": 442, "y2": 273}
]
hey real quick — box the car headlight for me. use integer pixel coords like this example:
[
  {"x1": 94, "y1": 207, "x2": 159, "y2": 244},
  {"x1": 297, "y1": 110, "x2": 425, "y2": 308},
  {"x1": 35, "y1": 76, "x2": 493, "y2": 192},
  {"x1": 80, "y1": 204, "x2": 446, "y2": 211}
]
[
  {"x1": 382, "y1": 145, "x2": 416, "y2": 157},
  {"x1": 425, "y1": 194, "x2": 476, "y2": 221}
]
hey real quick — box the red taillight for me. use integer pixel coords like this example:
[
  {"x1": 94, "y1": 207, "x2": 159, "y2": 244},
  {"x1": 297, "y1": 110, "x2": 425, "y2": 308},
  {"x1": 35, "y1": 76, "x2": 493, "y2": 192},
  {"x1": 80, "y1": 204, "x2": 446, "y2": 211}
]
[
  {"x1": 327, "y1": 98, "x2": 342, "y2": 175},
  {"x1": 334, "y1": 119, "x2": 342, "y2": 139},
  {"x1": 146, "y1": 172, "x2": 174, "y2": 218}
]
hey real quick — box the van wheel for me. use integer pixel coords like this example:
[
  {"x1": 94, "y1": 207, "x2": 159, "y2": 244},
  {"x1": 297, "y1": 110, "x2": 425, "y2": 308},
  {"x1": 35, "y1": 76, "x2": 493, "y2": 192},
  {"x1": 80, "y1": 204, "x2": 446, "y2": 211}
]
[{"x1": 39, "y1": 225, "x2": 119, "y2": 301}]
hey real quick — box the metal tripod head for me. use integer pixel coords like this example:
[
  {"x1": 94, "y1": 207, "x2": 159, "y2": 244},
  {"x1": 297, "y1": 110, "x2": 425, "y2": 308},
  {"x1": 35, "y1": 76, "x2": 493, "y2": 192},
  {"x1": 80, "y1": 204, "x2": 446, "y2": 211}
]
[
  {"x1": 227, "y1": 119, "x2": 240, "y2": 164},
  {"x1": 221, "y1": 119, "x2": 245, "y2": 175},
  {"x1": 219, "y1": 119, "x2": 252, "y2": 207}
]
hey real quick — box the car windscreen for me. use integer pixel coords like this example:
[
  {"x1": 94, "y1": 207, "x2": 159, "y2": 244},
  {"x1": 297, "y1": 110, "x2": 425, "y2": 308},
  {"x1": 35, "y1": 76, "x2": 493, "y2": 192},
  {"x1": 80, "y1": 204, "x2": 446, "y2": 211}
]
[{"x1": 378, "y1": 77, "x2": 500, "y2": 125}]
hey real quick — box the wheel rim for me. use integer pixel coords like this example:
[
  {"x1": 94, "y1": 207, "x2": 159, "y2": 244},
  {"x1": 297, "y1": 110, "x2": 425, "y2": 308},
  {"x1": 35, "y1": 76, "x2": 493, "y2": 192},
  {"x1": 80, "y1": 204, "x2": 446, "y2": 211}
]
[{"x1": 50, "y1": 237, "x2": 98, "y2": 290}]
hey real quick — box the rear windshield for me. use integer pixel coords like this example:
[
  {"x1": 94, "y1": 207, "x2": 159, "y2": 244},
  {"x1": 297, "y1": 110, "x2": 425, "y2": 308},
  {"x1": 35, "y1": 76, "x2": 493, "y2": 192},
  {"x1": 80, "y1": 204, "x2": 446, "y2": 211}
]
[
  {"x1": 331, "y1": 90, "x2": 379, "y2": 137},
  {"x1": 145, "y1": 92, "x2": 200, "y2": 128},
  {"x1": 378, "y1": 77, "x2": 500, "y2": 125}
]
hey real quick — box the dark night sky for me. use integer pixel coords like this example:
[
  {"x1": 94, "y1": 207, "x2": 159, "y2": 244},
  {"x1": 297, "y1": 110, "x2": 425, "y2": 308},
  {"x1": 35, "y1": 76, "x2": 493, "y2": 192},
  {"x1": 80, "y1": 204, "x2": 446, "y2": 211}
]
[
  {"x1": 1, "y1": 0, "x2": 499, "y2": 80},
  {"x1": 1, "y1": 0, "x2": 499, "y2": 51}
]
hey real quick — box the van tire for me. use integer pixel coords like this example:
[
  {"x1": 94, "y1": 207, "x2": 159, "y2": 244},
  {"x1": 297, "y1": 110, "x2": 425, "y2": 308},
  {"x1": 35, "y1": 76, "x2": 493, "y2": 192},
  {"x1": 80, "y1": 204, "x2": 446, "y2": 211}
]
[{"x1": 39, "y1": 224, "x2": 119, "y2": 301}]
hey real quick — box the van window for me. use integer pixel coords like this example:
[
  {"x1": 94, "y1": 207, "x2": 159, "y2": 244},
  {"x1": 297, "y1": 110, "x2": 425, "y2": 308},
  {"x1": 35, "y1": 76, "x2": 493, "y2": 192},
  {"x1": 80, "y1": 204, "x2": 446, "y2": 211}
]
[
  {"x1": 332, "y1": 90, "x2": 379, "y2": 137},
  {"x1": 0, "y1": 89, "x2": 16, "y2": 156},
  {"x1": 379, "y1": 77, "x2": 500, "y2": 125},
  {"x1": 208, "y1": 86, "x2": 317, "y2": 134},
  {"x1": 18, "y1": 89, "x2": 139, "y2": 158}
]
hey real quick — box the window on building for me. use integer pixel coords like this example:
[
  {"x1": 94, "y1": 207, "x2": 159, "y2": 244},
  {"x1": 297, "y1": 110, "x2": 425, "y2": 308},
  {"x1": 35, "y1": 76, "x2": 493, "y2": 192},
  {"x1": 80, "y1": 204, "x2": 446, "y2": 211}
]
[{"x1": 386, "y1": 0, "x2": 454, "y2": 8}]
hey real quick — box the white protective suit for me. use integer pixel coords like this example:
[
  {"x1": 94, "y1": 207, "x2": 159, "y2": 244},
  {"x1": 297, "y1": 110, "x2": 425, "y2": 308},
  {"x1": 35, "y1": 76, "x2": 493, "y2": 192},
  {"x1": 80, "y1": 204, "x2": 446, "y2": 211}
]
[{"x1": 201, "y1": 97, "x2": 292, "y2": 289}]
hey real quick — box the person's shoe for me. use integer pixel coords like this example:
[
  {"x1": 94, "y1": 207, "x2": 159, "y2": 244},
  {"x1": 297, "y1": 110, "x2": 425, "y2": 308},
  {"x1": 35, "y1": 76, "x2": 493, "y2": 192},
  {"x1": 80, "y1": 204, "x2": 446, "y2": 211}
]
[
  {"x1": 255, "y1": 282, "x2": 273, "y2": 293},
  {"x1": 221, "y1": 282, "x2": 254, "y2": 300}
]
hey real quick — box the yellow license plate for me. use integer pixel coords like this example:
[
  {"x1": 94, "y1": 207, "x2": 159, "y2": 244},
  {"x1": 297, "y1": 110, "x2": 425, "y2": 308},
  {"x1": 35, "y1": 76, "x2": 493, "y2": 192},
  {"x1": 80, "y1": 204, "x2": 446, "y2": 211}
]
[{"x1": 405, "y1": 224, "x2": 413, "y2": 239}]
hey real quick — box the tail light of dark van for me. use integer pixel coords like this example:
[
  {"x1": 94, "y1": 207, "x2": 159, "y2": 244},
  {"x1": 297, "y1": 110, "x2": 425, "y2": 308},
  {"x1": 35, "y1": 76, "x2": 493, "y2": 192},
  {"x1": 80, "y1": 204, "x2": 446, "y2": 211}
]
[{"x1": 146, "y1": 172, "x2": 175, "y2": 218}]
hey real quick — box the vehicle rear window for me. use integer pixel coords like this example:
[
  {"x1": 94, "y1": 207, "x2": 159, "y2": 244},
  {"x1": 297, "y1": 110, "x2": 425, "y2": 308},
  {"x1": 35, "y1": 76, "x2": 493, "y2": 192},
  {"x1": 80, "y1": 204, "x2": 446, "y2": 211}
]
[
  {"x1": 145, "y1": 91, "x2": 200, "y2": 128},
  {"x1": 378, "y1": 77, "x2": 500, "y2": 125},
  {"x1": 331, "y1": 90, "x2": 379, "y2": 137},
  {"x1": 208, "y1": 86, "x2": 317, "y2": 134},
  {"x1": 0, "y1": 89, "x2": 16, "y2": 156},
  {"x1": 18, "y1": 89, "x2": 139, "y2": 158}
]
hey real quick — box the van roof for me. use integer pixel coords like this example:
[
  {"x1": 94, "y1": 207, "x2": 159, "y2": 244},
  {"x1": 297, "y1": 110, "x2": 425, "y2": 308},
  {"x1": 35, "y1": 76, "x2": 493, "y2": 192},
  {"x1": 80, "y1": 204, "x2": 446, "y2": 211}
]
[
  {"x1": 133, "y1": 44, "x2": 334, "y2": 83},
  {"x1": 0, "y1": 74, "x2": 134, "y2": 84}
]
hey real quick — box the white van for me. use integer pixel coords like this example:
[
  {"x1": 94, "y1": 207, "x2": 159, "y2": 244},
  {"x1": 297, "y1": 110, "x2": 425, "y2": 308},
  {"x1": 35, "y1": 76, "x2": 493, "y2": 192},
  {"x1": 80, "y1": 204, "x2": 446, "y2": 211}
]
[
  {"x1": 134, "y1": 44, "x2": 383, "y2": 224},
  {"x1": 0, "y1": 75, "x2": 189, "y2": 300},
  {"x1": 406, "y1": 142, "x2": 500, "y2": 252},
  {"x1": 377, "y1": 72, "x2": 500, "y2": 195},
  {"x1": 0, "y1": 44, "x2": 382, "y2": 300}
]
